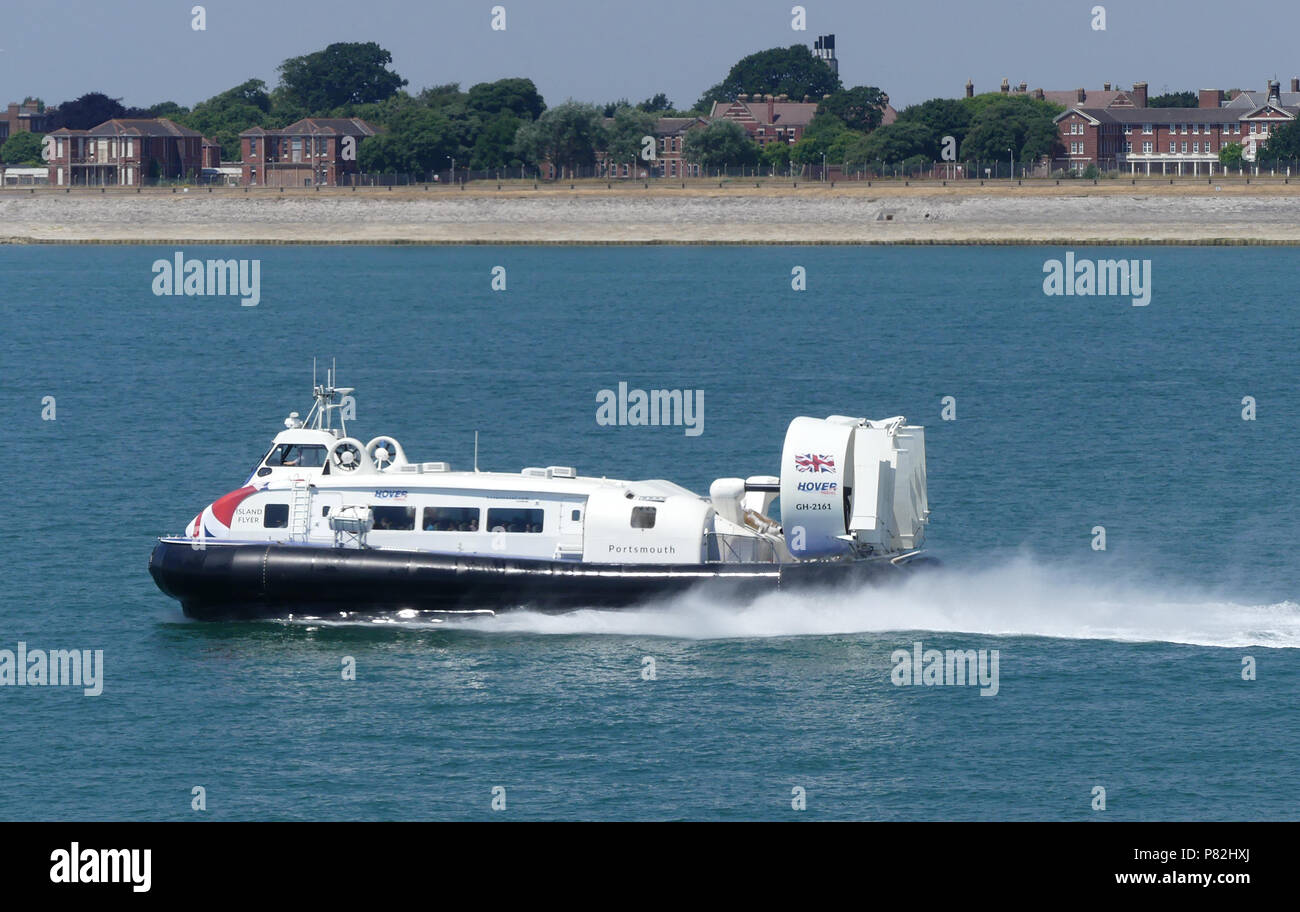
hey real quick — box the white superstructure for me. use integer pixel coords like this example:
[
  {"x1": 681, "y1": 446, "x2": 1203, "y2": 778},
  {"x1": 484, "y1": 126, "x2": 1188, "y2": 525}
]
[{"x1": 185, "y1": 374, "x2": 929, "y2": 568}]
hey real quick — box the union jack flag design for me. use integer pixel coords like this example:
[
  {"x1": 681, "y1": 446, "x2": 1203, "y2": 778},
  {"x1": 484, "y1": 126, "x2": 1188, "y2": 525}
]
[{"x1": 795, "y1": 454, "x2": 836, "y2": 473}]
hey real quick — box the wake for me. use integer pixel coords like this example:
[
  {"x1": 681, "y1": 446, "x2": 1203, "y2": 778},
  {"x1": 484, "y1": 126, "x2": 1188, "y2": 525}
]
[{"x1": 422, "y1": 556, "x2": 1300, "y2": 648}]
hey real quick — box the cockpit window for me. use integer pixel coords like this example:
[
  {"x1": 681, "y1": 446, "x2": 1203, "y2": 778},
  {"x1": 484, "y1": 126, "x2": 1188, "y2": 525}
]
[{"x1": 267, "y1": 444, "x2": 328, "y2": 468}]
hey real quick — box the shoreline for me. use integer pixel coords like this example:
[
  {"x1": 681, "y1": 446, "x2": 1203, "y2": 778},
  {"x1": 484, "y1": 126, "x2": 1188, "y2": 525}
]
[{"x1": 5, "y1": 182, "x2": 1300, "y2": 245}]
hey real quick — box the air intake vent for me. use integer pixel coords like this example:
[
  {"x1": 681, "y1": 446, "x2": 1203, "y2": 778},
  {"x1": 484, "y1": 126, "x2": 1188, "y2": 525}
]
[
  {"x1": 547, "y1": 466, "x2": 577, "y2": 478},
  {"x1": 522, "y1": 467, "x2": 547, "y2": 477},
  {"x1": 422, "y1": 462, "x2": 451, "y2": 473}
]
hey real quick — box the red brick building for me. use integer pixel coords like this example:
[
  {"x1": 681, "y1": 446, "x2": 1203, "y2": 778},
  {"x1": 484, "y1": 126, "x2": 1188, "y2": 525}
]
[
  {"x1": 239, "y1": 118, "x2": 378, "y2": 187},
  {"x1": 1054, "y1": 79, "x2": 1299, "y2": 174},
  {"x1": 1, "y1": 101, "x2": 60, "y2": 144},
  {"x1": 45, "y1": 118, "x2": 205, "y2": 186}
]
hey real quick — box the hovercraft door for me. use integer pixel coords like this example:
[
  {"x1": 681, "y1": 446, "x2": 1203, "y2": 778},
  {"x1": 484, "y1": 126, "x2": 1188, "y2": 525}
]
[{"x1": 557, "y1": 501, "x2": 585, "y2": 560}]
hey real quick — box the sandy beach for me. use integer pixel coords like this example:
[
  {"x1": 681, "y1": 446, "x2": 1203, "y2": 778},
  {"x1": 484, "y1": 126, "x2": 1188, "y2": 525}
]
[{"x1": 4, "y1": 181, "x2": 1300, "y2": 244}]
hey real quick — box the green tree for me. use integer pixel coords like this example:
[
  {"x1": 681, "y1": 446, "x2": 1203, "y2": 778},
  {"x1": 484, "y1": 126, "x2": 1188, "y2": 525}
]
[
  {"x1": 1, "y1": 131, "x2": 45, "y2": 165},
  {"x1": 55, "y1": 92, "x2": 127, "y2": 129},
  {"x1": 1260, "y1": 120, "x2": 1300, "y2": 161},
  {"x1": 694, "y1": 44, "x2": 842, "y2": 111},
  {"x1": 959, "y1": 94, "x2": 1063, "y2": 163},
  {"x1": 683, "y1": 118, "x2": 760, "y2": 168},
  {"x1": 178, "y1": 79, "x2": 274, "y2": 161},
  {"x1": 637, "y1": 93, "x2": 673, "y2": 113},
  {"x1": 513, "y1": 101, "x2": 607, "y2": 176},
  {"x1": 467, "y1": 113, "x2": 522, "y2": 170},
  {"x1": 604, "y1": 106, "x2": 658, "y2": 169},
  {"x1": 1219, "y1": 142, "x2": 1244, "y2": 169},
  {"x1": 847, "y1": 121, "x2": 934, "y2": 165},
  {"x1": 466, "y1": 78, "x2": 544, "y2": 122},
  {"x1": 816, "y1": 86, "x2": 889, "y2": 133},
  {"x1": 896, "y1": 98, "x2": 971, "y2": 156},
  {"x1": 789, "y1": 114, "x2": 848, "y2": 165},
  {"x1": 761, "y1": 139, "x2": 792, "y2": 174},
  {"x1": 277, "y1": 42, "x2": 407, "y2": 113},
  {"x1": 1149, "y1": 91, "x2": 1198, "y2": 108}
]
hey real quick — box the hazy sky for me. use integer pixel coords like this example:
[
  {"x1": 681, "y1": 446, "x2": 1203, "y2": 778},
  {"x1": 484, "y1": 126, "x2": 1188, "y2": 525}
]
[{"x1": 3, "y1": 0, "x2": 1296, "y2": 112}]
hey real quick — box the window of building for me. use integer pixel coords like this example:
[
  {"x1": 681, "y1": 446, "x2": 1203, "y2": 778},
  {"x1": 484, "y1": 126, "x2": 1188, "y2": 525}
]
[
  {"x1": 1125, "y1": 142, "x2": 1133, "y2": 154},
  {"x1": 1169, "y1": 142, "x2": 1176, "y2": 153},
  {"x1": 372, "y1": 506, "x2": 415, "y2": 531},
  {"x1": 630, "y1": 506, "x2": 657, "y2": 529},
  {"x1": 264, "y1": 504, "x2": 289, "y2": 528},
  {"x1": 1143, "y1": 123, "x2": 1153, "y2": 134},
  {"x1": 1192, "y1": 142, "x2": 1199, "y2": 153},
  {"x1": 248, "y1": 138, "x2": 258, "y2": 155},
  {"x1": 487, "y1": 508, "x2": 544, "y2": 533},
  {"x1": 423, "y1": 506, "x2": 480, "y2": 532},
  {"x1": 1181, "y1": 142, "x2": 1188, "y2": 153},
  {"x1": 1143, "y1": 141, "x2": 1153, "y2": 154}
]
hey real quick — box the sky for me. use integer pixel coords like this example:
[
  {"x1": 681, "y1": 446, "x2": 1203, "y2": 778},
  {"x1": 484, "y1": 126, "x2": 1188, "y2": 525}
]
[{"x1": 2, "y1": 0, "x2": 1296, "y2": 112}]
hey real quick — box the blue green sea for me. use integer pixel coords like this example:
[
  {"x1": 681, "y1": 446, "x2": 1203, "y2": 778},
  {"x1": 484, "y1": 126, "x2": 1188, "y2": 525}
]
[{"x1": 1, "y1": 245, "x2": 1296, "y2": 820}]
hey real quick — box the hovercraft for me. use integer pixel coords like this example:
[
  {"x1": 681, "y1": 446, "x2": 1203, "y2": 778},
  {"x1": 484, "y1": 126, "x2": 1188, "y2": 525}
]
[{"x1": 149, "y1": 374, "x2": 931, "y2": 619}]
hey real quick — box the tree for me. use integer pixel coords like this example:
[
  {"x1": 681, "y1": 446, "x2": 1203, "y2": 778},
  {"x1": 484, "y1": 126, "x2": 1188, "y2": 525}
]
[
  {"x1": 277, "y1": 42, "x2": 407, "y2": 113},
  {"x1": 1260, "y1": 120, "x2": 1300, "y2": 161},
  {"x1": 637, "y1": 93, "x2": 673, "y2": 113},
  {"x1": 1149, "y1": 91, "x2": 1198, "y2": 108},
  {"x1": 466, "y1": 78, "x2": 544, "y2": 122},
  {"x1": 816, "y1": 86, "x2": 889, "y2": 134},
  {"x1": 789, "y1": 114, "x2": 849, "y2": 165},
  {"x1": 761, "y1": 139, "x2": 792, "y2": 174},
  {"x1": 896, "y1": 98, "x2": 971, "y2": 155},
  {"x1": 683, "y1": 118, "x2": 760, "y2": 168},
  {"x1": 179, "y1": 79, "x2": 274, "y2": 161},
  {"x1": 959, "y1": 94, "x2": 1063, "y2": 162},
  {"x1": 694, "y1": 45, "x2": 842, "y2": 111},
  {"x1": 1, "y1": 132, "x2": 45, "y2": 165},
  {"x1": 604, "y1": 106, "x2": 658, "y2": 169},
  {"x1": 55, "y1": 92, "x2": 127, "y2": 130},
  {"x1": 846, "y1": 121, "x2": 934, "y2": 165},
  {"x1": 513, "y1": 101, "x2": 607, "y2": 176},
  {"x1": 469, "y1": 112, "x2": 524, "y2": 170},
  {"x1": 1219, "y1": 142, "x2": 1244, "y2": 169},
  {"x1": 147, "y1": 101, "x2": 190, "y2": 118}
]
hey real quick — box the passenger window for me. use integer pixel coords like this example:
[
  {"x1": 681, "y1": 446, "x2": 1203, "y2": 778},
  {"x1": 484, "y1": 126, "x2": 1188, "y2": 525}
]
[
  {"x1": 487, "y1": 508, "x2": 544, "y2": 533},
  {"x1": 371, "y1": 506, "x2": 415, "y2": 531},
  {"x1": 630, "y1": 506, "x2": 656, "y2": 529},
  {"x1": 264, "y1": 504, "x2": 289, "y2": 528},
  {"x1": 423, "y1": 506, "x2": 481, "y2": 532},
  {"x1": 571, "y1": 509, "x2": 581, "y2": 522}
]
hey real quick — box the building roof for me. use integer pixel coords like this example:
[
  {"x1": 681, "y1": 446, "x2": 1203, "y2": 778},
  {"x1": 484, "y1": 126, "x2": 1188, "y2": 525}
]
[
  {"x1": 1224, "y1": 90, "x2": 1300, "y2": 108},
  {"x1": 709, "y1": 100, "x2": 820, "y2": 127},
  {"x1": 86, "y1": 118, "x2": 202, "y2": 137},
  {"x1": 653, "y1": 116, "x2": 708, "y2": 135},
  {"x1": 1056, "y1": 104, "x2": 1296, "y2": 125},
  {"x1": 241, "y1": 118, "x2": 379, "y2": 137}
]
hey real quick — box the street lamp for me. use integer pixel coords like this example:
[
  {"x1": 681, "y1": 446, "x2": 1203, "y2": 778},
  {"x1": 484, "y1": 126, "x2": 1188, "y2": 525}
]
[{"x1": 1007, "y1": 147, "x2": 1014, "y2": 180}]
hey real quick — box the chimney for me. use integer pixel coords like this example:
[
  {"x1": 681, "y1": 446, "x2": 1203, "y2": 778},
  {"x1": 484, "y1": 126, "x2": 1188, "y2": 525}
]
[
  {"x1": 1103, "y1": 82, "x2": 1111, "y2": 91},
  {"x1": 1132, "y1": 81, "x2": 1148, "y2": 107},
  {"x1": 965, "y1": 79, "x2": 974, "y2": 98},
  {"x1": 1034, "y1": 88, "x2": 1044, "y2": 100},
  {"x1": 1076, "y1": 88, "x2": 1086, "y2": 103},
  {"x1": 1000, "y1": 78, "x2": 1010, "y2": 94},
  {"x1": 767, "y1": 94, "x2": 774, "y2": 122},
  {"x1": 1199, "y1": 88, "x2": 1223, "y2": 109},
  {"x1": 1292, "y1": 77, "x2": 1299, "y2": 93}
]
